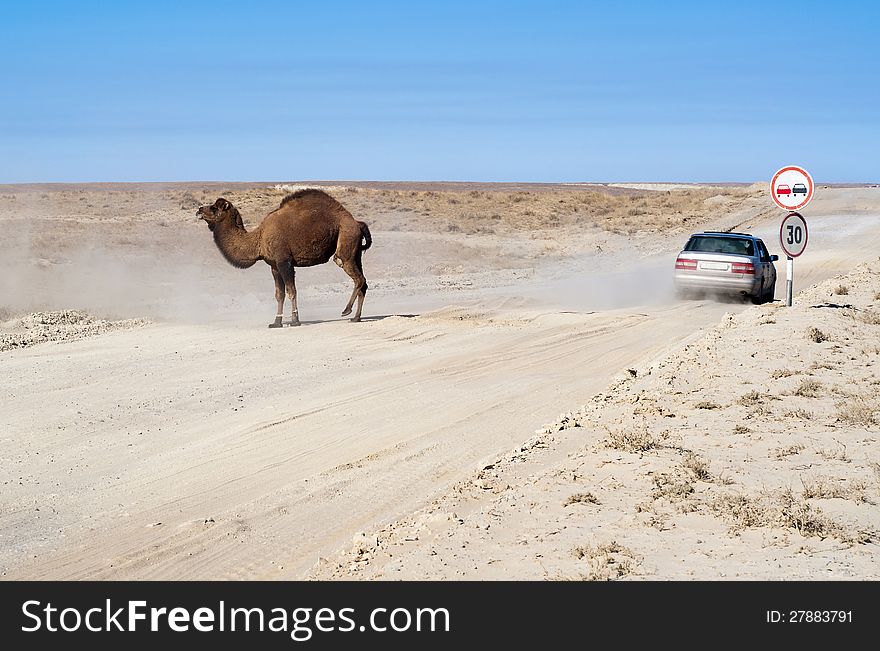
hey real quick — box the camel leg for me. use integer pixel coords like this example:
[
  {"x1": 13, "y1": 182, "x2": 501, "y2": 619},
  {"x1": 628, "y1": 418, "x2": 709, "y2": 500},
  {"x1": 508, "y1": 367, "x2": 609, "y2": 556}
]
[
  {"x1": 333, "y1": 253, "x2": 357, "y2": 316},
  {"x1": 336, "y1": 255, "x2": 356, "y2": 317},
  {"x1": 278, "y1": 260, "x2": 301, "y2": 326},
  {"x1": 341, "y1": 284, "x2": 358, "y2": 318},
  {"x1": 340, "y1": 252, "x2": 368, "y2": 322},
  {"x1": 269, "y1": 266, "x2": 285, "y2": 328}
]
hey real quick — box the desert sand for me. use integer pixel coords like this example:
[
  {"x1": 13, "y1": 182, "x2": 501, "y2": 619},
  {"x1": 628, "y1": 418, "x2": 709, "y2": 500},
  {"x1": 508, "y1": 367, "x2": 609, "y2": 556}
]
[{"x1": 0, "y1": 182, "x2": 878, "y2": 579}]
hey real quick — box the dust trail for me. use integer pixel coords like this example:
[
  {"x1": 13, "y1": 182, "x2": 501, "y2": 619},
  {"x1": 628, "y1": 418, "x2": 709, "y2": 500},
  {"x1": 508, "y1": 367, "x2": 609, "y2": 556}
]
[
  {"x1": 518, "y1": 253, "x2": 678, "y2": 313},
  {"x1": 0, "y1": 190, "x2": 269, "y2": 323}
]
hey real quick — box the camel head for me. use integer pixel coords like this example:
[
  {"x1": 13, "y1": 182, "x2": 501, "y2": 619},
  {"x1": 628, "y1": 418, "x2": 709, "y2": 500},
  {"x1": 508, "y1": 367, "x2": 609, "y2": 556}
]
[{"x1": 197, "y1": 198, "x2": 243, "y2": 231}]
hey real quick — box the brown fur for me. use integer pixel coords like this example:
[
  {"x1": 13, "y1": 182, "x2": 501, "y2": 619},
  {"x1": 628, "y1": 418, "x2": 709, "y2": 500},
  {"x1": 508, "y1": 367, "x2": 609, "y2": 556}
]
[{"x1": 197, "y1": 191, "x2": 371, "y2": 326}]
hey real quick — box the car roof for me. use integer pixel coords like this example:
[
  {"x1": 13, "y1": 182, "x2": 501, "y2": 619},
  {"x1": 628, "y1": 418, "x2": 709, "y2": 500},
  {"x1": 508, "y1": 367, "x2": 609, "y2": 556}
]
[{"x1": 693, "y1": 231, "x2": 755, "y2": 239}]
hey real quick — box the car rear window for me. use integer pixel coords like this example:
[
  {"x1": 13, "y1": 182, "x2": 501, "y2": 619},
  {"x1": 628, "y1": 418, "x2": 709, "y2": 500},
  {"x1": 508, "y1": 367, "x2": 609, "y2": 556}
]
[{"x1": 685, "y1": 236, "x2": 754, "y2": 256}]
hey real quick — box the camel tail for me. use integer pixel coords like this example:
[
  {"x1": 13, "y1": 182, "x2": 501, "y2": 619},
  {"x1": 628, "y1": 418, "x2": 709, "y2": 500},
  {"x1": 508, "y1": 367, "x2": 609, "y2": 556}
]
[{"x1": 358, "y1": 221, "x2": 372, "y2": 251}]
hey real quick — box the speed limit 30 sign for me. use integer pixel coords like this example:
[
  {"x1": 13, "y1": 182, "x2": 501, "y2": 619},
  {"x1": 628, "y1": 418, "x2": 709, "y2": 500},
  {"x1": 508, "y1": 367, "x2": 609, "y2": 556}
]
[{"x1": 779, "y1": 211, "x2": 808, "y2": 258}]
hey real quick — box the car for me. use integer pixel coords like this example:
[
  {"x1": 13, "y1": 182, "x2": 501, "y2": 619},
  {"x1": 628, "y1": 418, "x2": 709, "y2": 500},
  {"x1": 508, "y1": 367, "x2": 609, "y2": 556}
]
[
  {"x1": 674, "y1": 232, "x2": 778, "y2": 304},
  {"x1": 792, "y1": 183, "x2": 808, "y2": 196},
  {"x1": 776, "y1": 184, "x2": 791, "y2": 197}
]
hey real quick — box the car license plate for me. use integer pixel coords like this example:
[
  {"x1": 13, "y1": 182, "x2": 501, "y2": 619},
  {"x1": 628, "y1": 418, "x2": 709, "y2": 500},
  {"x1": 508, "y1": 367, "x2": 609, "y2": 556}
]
[{"x1": 700, "y1": 261, "x2": 729, "y2": 271}]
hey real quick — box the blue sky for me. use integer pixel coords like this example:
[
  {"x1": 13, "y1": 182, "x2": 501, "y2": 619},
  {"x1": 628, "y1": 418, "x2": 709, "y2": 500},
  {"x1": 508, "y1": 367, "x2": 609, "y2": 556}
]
[{"x1": 1, "y1": 1, "x2": 877, "y2": 183}]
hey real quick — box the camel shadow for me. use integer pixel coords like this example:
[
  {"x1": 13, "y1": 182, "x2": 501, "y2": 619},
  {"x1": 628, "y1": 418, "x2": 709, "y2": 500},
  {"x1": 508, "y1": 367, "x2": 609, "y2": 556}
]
[
  {"x1": 291, "y1": 313, "x2": 420, "y2": 327},
  {"x1": 359, "y1": 313, "x2": 419, "y2": 322}
]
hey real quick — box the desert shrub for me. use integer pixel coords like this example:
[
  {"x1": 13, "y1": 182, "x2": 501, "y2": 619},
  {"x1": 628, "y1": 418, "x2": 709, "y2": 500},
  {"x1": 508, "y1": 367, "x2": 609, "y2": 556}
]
[
  {"x1": 738, "y1": 391, "x2": 763, "y2": 406},
  {"x1": 652, "y1": 470, "x2": 695, "y2": 501},
  {"x1": 835, "y1": 396, "x2": 879, "y2": 428},
  {"x1": 564, "y1": 492, "x2": 599, "y2": 506},
  {"x1": 801, "y1": 478, "x2": 869, "y2": 503},
  {"x1": 816, "y1": 442, "x2": 849, "y2": 462},
  {"x1": 605, "y1": 427, "x2": 658, "y2": 453},
  {"x1": 572, "y1": 542, "x2": 637, "y2": 581},
  {"x1": 681, "y1": 452, "x2": 712, "y2": 481},
  {"x1": 710, "y1": 490, "x2": 869, "y2": 543},
  {"x1": 773, "y1": 444, "x2": 805, "y2": 459},
  {"x1": 793, "y1": 379, "x2": 823, "y2": 398},
  {"x1": 806, "y1": 327, "x2": 828, "y2": 343},
  {"x1": 855, "y1": 310, "x2": 880, "y2": 325}
]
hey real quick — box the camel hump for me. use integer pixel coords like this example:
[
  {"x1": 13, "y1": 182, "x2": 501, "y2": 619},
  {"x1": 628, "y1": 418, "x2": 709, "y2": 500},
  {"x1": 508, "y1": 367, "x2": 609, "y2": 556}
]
[
  {"x1": 358, "y1": 221, "x2": 372, "y2": 251},
  {"x1": 279, "y1": 188, "x2": 338, "y2": 207}
]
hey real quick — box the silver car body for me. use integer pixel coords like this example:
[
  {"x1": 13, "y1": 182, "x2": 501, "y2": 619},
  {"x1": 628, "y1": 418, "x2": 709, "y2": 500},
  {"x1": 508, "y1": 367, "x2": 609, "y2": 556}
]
[{"x1": 674, "y1": 232, "x2": 777, "y2": 303}]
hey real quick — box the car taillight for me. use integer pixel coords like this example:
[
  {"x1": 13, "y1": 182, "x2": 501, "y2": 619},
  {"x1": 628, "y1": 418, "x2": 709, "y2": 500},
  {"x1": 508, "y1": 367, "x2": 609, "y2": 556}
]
[
  {"x1": 731, "y1": 262, "x2": 755, "y2": 274},
  {"x1": 675, "y1": 257, "x2": 697, "y2": 271}
]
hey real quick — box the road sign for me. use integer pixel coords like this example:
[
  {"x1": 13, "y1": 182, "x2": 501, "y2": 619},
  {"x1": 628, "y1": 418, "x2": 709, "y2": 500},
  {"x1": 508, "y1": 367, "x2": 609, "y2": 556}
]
[
  {"x1": 779, "y1": 211, "x2": 808, "y2": 307},
  {"x1": 771, "y1": 166, "x2": 813, "y2": 211},
  {"x1": 779, "y1": 211, "x2": 808, "y2": 258}
]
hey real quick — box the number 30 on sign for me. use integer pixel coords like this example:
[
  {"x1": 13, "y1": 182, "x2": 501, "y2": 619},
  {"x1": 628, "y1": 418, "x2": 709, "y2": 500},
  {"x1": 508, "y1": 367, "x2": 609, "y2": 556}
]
[{"x1": 779, "y1": 212, "x2": 808, "y2": 258}]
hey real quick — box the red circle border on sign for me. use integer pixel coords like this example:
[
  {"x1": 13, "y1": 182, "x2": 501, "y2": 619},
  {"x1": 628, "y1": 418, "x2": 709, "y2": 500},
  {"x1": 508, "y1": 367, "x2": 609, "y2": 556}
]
[
  {"x1": 771, "y1": 165, "x2": 814, "y2": 211},
  {"x1": 779, "y1": 211, "x2": 809, "y2": 258}
]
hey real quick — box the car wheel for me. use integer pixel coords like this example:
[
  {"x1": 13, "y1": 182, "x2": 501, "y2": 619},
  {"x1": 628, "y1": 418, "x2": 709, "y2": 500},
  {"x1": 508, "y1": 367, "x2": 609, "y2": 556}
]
[{"x1": 765, "y1": 282, "x2": 775, "y2": 303}]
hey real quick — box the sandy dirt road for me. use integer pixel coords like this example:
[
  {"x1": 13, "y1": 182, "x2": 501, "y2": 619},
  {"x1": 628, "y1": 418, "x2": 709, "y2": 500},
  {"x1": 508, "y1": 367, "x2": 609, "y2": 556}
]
[{"x1": 1, "y1": 186, "x2": 878, "y2": 579}]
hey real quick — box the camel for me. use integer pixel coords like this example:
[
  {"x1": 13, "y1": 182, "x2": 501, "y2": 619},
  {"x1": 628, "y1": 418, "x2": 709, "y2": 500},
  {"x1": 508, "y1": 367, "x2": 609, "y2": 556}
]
[{"x1": 197, "y1": 189, "x2": 371, "y2": 326}]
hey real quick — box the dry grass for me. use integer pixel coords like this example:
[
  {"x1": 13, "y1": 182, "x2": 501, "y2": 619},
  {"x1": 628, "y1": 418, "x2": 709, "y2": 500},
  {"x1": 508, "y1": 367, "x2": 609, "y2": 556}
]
[
  {"x1": 710, "y1": 493, "x2": 769, "y2": 531},
  {"x1": 605, "y1": 426, "x2": 658, "y2": 454},
  {"x1": 816, "y1": 442, "x2": 850, "y2": 462},
  {"x1": 835, "y1": 396, "x2": 879, "y2": 428},
  {"x1": 269, "y1": 185, "x2": 752, "y2": 238},
  {"x1": 733, "y1": 424, "x2": 751, "y2": 435},
  {"x1": 11, "y1": 182, "x2": 729, "y2": 243},
  {"x1": 834, "y1": 285, "x2": 850, "y2": 295},
  {"x1": 572, "y1": 541, "x2": 638, "y2": 580},
  {"x1": 681, "y1": 452, "x2": 712, "y2": 481},
  {"x1": 738, "y1": 390, "x2": 763, "y2": 406},
  {"x1": 745, "y1": 404, "x2": 774, "y2": 419},
  {"x1": 874, "y1": 291, "x2": 880, "y2": 301},
  {"x1": 774, "y1": 490, "x2": 859, "y2": 541},
  {"x1": 854, "y1": 310, "x2": 880, "y2": 326},
  {"x1": 869, "y1": 461, "x2": 880, "y2": 485},
  {"x1": 564, "y1": 492, "x2": 600, "y2": 506},
  {"x1": 806, "y1": 327, "x2": 828, "y2": 343},
  {"x1": 694, "y1": 400, "x2": 722, "y2": 410},
  {"x1": 770, "y1": 369, "x2": 799, "y2": 379},
  {"x1": 651, "y1": 452, "x2": 714, "y2": 504},
  {"x1": 773, "y1": 444, "x2": 806, "y2": 460},
  {"x1": 793, "y1": 379, "x2": 823, "y2": 398},
  {"x1": 710, "y1": 489, "x2": 871, "y2": 544},
  {"x1": 784, "y1": 408, "x2": 814, "y2": 419},
  {"x1": 800, "y1": 477, "x2": 870, "y2": 504},
  {"x1": 652, "y1": 468, "x2": 695, "y2": 501}
]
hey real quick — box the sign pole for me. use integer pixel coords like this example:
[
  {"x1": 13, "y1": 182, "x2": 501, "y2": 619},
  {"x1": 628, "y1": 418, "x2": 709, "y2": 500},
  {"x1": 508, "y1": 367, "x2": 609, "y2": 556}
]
[{"x1": 786, "y1": 256, "x2": 794, "y2": 307}]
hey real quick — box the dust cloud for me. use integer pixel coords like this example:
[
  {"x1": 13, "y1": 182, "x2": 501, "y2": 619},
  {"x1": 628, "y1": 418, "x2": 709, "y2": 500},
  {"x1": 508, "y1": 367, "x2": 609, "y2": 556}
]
[
  {"x1": 524, "y1": 253, "x2": 678, "y2": 313},
  {"x1": 0, "y1": 194, "x2": 268, "y2": 323}
]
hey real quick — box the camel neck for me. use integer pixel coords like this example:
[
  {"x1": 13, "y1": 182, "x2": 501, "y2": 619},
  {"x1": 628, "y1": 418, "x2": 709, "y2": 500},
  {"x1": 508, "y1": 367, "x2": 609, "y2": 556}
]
[{"x1": 212, "y1": 219, "x2": 261, "y2": 268}]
